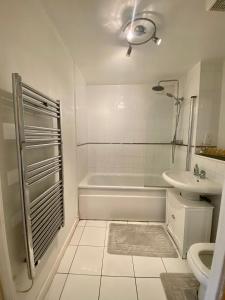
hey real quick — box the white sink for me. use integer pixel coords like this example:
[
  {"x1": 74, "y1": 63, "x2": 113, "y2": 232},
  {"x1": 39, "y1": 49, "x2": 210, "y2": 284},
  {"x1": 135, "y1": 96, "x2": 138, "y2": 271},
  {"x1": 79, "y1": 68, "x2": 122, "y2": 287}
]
[{"x1": 163, "y1": 170, "x2": 222, "y2": 200}]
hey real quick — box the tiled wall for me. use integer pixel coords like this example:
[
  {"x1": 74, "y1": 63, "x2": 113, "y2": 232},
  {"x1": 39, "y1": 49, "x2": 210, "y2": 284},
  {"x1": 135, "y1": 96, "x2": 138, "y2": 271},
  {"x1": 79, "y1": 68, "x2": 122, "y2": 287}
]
[
  {"x1": 75, "y1": 67, "x2": 88, "y2": 182},
  {"x1": 84, "y1": 84, "x2": 174, "y2": 177},
  {"x1": 87, "y1": 84, "x2": 174, "y2": 143},
  {"x1": 88, "y1": 144, "x2": 171, "y2": 175}
]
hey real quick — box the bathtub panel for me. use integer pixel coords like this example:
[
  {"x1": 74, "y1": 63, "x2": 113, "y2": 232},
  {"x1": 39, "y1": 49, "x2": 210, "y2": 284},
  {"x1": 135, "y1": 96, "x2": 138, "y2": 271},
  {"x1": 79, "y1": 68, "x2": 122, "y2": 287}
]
[{"x1": 79, "y1": 193, "x2": 166, "y2": 222}]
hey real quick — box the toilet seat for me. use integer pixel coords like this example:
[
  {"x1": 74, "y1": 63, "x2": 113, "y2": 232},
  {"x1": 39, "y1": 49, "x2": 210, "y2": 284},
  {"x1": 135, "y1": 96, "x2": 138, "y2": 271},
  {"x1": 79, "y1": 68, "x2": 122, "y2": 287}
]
[{"x1": 187, "y1": 243, "x2": 215, "y2": 287}]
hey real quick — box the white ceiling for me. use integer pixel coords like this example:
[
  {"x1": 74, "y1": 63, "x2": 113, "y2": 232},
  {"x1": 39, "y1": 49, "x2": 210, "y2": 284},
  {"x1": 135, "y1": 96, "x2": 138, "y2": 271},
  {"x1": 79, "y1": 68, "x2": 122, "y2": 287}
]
[{"x1": 41, "y1": 0, "x2": 225, "y2": 85}]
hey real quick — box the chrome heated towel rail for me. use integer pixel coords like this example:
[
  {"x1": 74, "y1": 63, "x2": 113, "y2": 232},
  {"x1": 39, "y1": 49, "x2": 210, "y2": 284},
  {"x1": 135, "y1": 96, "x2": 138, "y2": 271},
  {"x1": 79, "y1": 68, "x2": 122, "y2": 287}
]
[{"x1": 12, "y1": 73, "x2": 64, "y2": 278}]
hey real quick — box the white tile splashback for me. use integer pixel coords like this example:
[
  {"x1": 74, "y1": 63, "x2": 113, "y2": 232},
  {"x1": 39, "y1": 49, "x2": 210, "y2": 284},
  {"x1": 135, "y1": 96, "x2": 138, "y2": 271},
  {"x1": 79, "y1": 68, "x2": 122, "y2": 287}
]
[
  {"x1": 87, "y1": 84, "x2": 174, "y2": 143},
  {"x1": 88, "y1": 144, "x2": 171, "y2": 174},
  {"x1": 77, "y1": 145, "x2": 88, "y2": 182}
]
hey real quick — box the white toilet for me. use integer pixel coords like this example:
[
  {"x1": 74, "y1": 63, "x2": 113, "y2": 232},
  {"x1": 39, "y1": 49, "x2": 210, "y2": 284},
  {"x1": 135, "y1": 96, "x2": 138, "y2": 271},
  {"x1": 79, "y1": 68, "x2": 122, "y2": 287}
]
[{"x1": 187, "y1": 243, "x2": 215, "y2": 300}]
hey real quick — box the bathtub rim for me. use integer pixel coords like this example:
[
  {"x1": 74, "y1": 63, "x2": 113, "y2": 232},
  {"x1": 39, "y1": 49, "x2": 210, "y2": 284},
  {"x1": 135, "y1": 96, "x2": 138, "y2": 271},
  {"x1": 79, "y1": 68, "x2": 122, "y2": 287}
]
[{"x1": 79, "y1": 172, "x2": 171, "y2": 191}]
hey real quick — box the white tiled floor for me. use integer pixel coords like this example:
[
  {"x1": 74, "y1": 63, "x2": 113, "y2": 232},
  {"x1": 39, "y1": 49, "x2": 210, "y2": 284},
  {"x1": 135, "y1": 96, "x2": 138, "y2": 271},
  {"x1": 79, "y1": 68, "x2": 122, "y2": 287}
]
[
  {"x1": 57, "y1": 246, "x2": 77, "y2": 273},
  {"x1": 136, "y1": 278, "x2": 167, "y2": 300},
  {"x1": 79, "y1": 226, "x2": 106, "y2": 246},
  {"x1": 70, "y1": 246, "x2": 104, "y2": 275},
  {"x1": 102, "y1": 248, "x2": 134, "y2": 277},
  {"x1": 46, "y1": 220, "x2": 191, "y2": 300},
  {"x1": 133, "y1": 256, "x2": 165, "y2": 277},
  {"x1": 99, "y1": 276, "x2": 137, "y2": 300}
]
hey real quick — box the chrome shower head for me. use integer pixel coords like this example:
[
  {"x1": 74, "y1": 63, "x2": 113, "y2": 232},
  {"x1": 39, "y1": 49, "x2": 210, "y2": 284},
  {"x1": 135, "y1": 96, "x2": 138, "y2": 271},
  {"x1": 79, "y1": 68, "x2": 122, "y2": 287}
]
[{"x1": 152, "y1": 85, "x2": 165, "y2": 92}]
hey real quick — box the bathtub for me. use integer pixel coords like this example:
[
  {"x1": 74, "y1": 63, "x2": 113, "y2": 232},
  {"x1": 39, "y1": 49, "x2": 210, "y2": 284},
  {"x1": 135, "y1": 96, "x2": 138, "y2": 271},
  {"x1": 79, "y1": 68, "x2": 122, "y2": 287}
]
[{"x1": 79, "y1": 173, "x2": 171, "y2": 222}]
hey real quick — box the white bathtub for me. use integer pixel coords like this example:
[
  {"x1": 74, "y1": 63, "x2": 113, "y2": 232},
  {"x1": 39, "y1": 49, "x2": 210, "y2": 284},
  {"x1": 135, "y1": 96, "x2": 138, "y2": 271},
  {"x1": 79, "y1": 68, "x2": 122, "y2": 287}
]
[{"x1": 79, "y1": 173, "x2": 171, "y2": 222}]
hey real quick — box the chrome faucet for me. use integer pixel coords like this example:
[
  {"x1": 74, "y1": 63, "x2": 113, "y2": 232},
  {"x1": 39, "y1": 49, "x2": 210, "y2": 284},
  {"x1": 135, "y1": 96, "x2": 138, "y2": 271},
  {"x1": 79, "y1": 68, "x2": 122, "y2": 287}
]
[
  {"x1": 193, "y1": 164, "x2": 206, "y2": 179},
  {"x1": 194, "y1": 164, "x2": 200, "y2": 177}
]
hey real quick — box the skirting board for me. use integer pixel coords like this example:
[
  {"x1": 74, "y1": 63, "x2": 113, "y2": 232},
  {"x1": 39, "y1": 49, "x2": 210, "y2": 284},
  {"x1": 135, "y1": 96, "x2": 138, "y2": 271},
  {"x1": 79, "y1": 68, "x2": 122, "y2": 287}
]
[{"x1": 37, "y1": 218, "x2": 79, "y2": 300}]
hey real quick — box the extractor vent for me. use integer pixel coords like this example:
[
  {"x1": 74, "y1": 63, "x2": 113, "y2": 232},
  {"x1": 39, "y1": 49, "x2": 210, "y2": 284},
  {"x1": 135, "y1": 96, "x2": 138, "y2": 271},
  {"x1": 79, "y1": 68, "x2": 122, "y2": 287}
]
[{"x1": 206, "y1": 0, "x2": 225, "y2": 11}]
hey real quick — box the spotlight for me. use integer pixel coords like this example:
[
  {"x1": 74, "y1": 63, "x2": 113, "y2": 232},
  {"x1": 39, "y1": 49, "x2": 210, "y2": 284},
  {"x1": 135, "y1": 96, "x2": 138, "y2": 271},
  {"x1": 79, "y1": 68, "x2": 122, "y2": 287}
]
[
  {"x1": 126, "y1": 45, "x2": 132, "y2": 57},
  {"x1": 153, "y1": 36, "x2": 162, "y2": 46},
  {"x1": 127, "y1": 30, "x2": 134, "y2": 42}
]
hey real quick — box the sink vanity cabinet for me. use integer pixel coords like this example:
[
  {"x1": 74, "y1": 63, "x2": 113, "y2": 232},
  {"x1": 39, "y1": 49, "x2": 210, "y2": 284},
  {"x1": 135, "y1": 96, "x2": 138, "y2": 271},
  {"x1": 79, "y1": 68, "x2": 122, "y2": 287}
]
[{"x1": 166, "y1": 188, "x2": 213, "y2": 258}]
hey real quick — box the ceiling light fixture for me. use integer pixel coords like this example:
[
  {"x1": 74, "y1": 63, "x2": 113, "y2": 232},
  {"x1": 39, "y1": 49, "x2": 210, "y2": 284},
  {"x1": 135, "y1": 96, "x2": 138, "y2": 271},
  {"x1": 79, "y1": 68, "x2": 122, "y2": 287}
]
[
  {"x1": 123, "y1": 16, "x2": 162, "y2": 57},
  {"x1": 152, "y1": 36, "x2": 162, "y2": 46}
]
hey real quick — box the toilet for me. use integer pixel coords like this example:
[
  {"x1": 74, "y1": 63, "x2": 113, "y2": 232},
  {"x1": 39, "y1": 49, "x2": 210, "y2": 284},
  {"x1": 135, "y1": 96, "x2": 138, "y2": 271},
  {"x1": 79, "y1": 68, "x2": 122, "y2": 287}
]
[{"x1": 187, "y1": 243, "x2": 215, "y2": 300}]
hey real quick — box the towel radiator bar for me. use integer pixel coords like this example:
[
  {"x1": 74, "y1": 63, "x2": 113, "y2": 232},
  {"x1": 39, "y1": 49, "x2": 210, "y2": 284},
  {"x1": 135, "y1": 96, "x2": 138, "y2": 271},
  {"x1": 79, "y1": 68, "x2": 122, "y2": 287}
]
[{"x1": 12, "y1": 73, "x2": 64, "y2": 278}]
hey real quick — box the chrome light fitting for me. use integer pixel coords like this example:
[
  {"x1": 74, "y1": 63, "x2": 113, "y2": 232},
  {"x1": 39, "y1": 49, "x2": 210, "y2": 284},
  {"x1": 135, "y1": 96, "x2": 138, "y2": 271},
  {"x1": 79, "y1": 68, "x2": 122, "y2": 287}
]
[{"x1": 123, "y1": 16, "x2": 162, "y2": 57}]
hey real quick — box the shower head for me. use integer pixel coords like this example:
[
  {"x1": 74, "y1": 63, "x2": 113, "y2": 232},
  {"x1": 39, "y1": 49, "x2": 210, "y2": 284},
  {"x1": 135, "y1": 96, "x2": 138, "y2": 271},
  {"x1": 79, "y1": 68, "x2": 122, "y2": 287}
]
[
  {"x1": 152, "y1": 84, "x2": 165, "y2": 92},
  {"x1": 152, "y1": 79, "x2": 179, "y2": 95}
]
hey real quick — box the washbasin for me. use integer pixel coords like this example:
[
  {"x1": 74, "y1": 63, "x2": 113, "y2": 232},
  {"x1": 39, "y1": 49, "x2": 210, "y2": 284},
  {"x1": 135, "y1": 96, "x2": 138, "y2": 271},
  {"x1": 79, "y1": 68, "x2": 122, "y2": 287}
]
[{"x1": 163, "y1": 170, "x2": 222, "y2": 200}]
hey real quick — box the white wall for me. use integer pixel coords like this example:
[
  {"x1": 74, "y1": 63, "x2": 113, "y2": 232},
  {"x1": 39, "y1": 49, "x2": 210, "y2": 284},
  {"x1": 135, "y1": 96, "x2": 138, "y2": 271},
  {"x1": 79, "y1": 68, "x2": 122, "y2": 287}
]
[
  {"x1": 75, "y1": 67, "x2": 88, "y2": 182},
  {"x1": 88, "y1": 144, "x2": 171, "y2": 177},
  {"x1": 176, "y1": 60, "x2": 225, "y2": 184},
  {"x1": 218, "y1": 61, "x2": 225, "y2": 148},
  {"x1": 175, "y1": 61, "x2": 225, "y2": 241},
  {"x1": 0, "y1": 0, "x2": 78, "y2": 299},
  {"x1": 86, "y1": 84, "x2": 173, "y2": 176},
  {"x1": 196, "y1": 61, "x2": 222, "y2": 147}
]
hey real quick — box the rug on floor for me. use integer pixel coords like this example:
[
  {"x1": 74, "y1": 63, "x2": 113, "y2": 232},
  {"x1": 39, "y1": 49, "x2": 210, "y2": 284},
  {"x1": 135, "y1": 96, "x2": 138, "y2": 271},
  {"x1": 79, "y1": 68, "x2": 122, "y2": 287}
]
[
  {"x1": 107, "y1": 223, "x2": 178, "y2": 257},
  {"x1": 160, "y1": 273, "x2": 199, "y2": 300}
]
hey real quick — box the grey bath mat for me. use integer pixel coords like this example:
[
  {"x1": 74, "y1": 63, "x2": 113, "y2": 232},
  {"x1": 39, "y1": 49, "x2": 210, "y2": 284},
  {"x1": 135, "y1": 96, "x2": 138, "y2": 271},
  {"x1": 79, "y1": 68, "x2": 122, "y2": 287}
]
[
  {"x1": 160, "y1": 273, "x2": 199, "y2": 300},
  {"x1": 107, "y1": 224, "x2": 178, "y2": 257}
]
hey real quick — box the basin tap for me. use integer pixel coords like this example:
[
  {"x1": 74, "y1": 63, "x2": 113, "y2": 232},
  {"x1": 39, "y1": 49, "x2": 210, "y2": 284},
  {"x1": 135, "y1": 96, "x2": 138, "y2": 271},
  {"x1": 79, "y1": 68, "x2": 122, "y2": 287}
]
[
  {"x1": 194, "y1": 164, "x2": 199, "y2": 177},
  {"x1": 194, "y1": 164, "x2": 206, "y2": 179}
]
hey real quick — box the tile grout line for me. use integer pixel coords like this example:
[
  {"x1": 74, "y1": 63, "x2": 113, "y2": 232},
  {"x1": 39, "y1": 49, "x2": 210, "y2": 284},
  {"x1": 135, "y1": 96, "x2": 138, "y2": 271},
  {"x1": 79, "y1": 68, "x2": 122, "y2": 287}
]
[
  {"x1": 98, "y1": 222, "x2": 108, "y2": 300},
  {"x1": 59, "y1": 225, "x2": 85, "y2": 300},
  {"x1": 161, "y1": 257, "x2": 168, "y2": 273},
  {"x1": 131, "y1": 256, "x2": 139, "y2": 300},
  {"x1": 73, "y1": 244, "x2": 105, "y2": 248},
  {"x1": 57, "y1": 273, "x2": 165, "y2": 279}
]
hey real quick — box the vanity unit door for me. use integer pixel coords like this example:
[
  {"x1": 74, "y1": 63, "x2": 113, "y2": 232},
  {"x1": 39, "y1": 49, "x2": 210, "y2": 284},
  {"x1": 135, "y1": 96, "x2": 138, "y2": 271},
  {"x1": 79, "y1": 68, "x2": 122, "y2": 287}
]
[
  {"x1": 166, "y1": 190, "x2": 185, "y2": 254},
  {"x1": 166, "y1": 188, "x2": 213, "y2": 258}
]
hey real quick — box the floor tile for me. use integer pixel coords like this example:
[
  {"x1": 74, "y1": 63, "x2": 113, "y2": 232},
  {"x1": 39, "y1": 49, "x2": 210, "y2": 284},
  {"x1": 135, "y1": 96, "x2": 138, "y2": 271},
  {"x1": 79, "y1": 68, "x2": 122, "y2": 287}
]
[
  {"x1": 70, "y1": 226, "x2": 84, "y2": 245},
  {"x1": 99, "y1": 276, "x2": 137, "y2": 300},
  {"x1": 86, "y1": 220, "x2": 107, "y2": 227},
  {"x1": 45, "y1": 274, "x2": 67, "y2": 300},
  {"x1": 136, "y1": 278, "x2": 167, "y2": 300},
  {"x1": 133, "y1": 256, "x2": 166, "y2": 277},
  {"x1": 78, "y1": 220, "x2": 87, "y2": 227},
  {"x1": 57, "y1": 246, "x2": 77, "y2": 273},
  {"x1": 162, "y1": 258, "x2": 191, "y2": 273},
  {"x1": 102, "y1": 248, "x2": 134, "y2": 277},
  {"x1": 70, "y1": 246, "x2": 104, "y2": 275},
  {"x1": 79, "y1": 227, "x2": 106, "y2": 246},
  {"x1": 60, "y1": 274, "x2": 100, "y2": 300}
]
